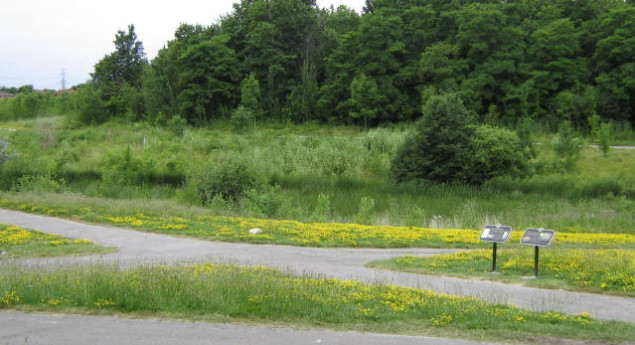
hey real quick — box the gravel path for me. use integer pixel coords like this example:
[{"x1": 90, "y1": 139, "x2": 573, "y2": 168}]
[{"x1": 1, "y1": 209, "x2": 633, "y2": 344}]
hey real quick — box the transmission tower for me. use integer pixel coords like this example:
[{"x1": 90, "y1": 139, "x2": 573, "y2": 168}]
[{"x1": 61, "y1": 69, "x2": 66, "y2": 91}]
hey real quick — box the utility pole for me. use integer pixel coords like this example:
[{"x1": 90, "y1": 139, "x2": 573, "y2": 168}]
[{"x1": 61, "y1": 68, "x2": 66, "y2": 91}]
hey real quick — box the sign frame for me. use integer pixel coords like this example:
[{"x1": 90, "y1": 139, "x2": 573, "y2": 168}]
[
  {"x1": 480, "y1": 225, "x2": 513, "y2": 244},
  {"x1": 520, "y1": 228, "x2": 556, "y2": 277},
  {"x1": 480, "y1": 225, "x2": 513, "y2": 272},
  {"x1": 520, "y1": 228, "x2": 556, "y2": 247}
]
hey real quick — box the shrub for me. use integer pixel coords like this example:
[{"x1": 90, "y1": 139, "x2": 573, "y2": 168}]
[
  {"x1": 230, "y1": 105, "x2": 254, "y2": 133},
  {"x1": 309, "y1": 193, "x2": 332, "y2": 222},
  {"x1": 101, "y1": 146, "x2": 142, "y2": 187},
  {"x1": 192, "y1": 158, "x2": 260, "y2": 205},
  {"x1": 467, "y1": 124, "x2": 532, "y2": 184},
  {"x1": 12, "y1": 174, "x2": 65, "y2": 194},
  {"x1": 579, "y1": 178, "x2": 622, "y2": 199},
  {"x1": 0, "y1": 91, "x2": 51, "y2": 121},
  {"x1": 596, "y1": 122, "x2": 612, "y2": 157},
  {"x1": 391, "y1": 93, "x2": 475, "y2": 183},
  {"x1": 166, "y1": 115, "x2": 187, "y2": 137},
  {"x1": 73, "y1": 85, "x2": 109, "y2": 125},
  {"x1": 242, "y1": 185, "x2": 291, "y2": 218},
  {"x1": 392, "y1": 93, "x2": 531, "y2": 185},
  {"x1": 354, "y1": 196, "x2": 375, "y2": 225},
  {"x1": 0, "y1": 138, "x2": 11, "y2": 168},
  {"x1": 553, "y1": 121, "x2": 582, "y2": 173}
]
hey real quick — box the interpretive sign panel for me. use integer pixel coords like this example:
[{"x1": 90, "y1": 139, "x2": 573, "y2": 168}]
[
  {"x1": 480, "y1": 225, "x2": 513, "y2": 244},
  {"x1": 520, "y1": 228, "x2": 556, "y2": 247}
]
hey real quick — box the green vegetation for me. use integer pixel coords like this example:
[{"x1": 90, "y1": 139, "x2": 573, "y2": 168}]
[
  {"x1": 1, "y1": 1, "x2": 633, "y2": 343},
  {"x1": 0, "y1": 223, "x2": 113, "y2": 259},
  {"x1": 1, "y1": 198, "x2": 633, "y2": 250},
  {"x1": 0, "y1": 118, "x2": 633, "y2": 234},
  {"x1": 369, "y1": 248, "x2": 635, "y2": 297},
  {"x1": 1, "y1": 262, "x2": 633, "y2": 344},
  {"x1": 5, "y1": 0, "x2": 635, "y2": 129},
  {"x1": 392, "y1": 93, "x2": 531, "y2": 184}
]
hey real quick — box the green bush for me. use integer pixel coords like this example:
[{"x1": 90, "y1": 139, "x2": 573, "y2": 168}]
[
  {"x1": 242, "y1": 185, "x2": 291, "y2": 218},
  {"x1": 392, "y1": 93, "x2": 530, "y2": 185},
  {"x1": 230, "y1": 105, "x2": 255, "y2": 133},
  {"x1": 0, "y1": 92, "x2": 51, "y2": 121},
  {"x1": 553, "y1": 121, "x2": 583, "y2": 173},
  {"x1": 166, "y1": 115, "x2": 187, "y2": 137},
  {"x1": 192, "y1": 158, "x2": 260, "y2": 205},
  {"x1": 12, "y1": 174, "x2": 65, "y2": 194},
  {"x1": 73, "y1": 85, "x2": 109, "y2": 125},
  {"x1": 467, "y1": 124, "x2": 532, "y2": 184},
  {"x1": 392, "y1": 93, "x2": 474, "y2": 183},
  {"x1": 0, "y1": 138, "x2": 11, "y2": 168},
  {"x1": 579, "y1": 178, "x2": 623, "y2": 199}
]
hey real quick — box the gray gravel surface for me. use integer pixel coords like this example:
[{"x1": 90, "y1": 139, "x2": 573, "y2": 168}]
[{"x1": 1, "y1": 209, "x2": 633, "y2": 344}]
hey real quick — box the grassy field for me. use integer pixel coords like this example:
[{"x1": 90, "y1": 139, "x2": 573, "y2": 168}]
[
  {"x1": 0, "y1": 117, "x2": 633, "y2": 234},
  {"x1": 1, "y1": 262, "x2": 633, "y2": 344},
  {"x1": 368, "y1": 248, "x2": 635, "y2": 297},
  {"x1": 0, "y1": 223, "x2": 113, "y2": 258},
  {"x1": 1, "y1": 117, "x2": 634, "y2": 344},
  {"x1": 1, "y1": 197, "x2": 634, "y2": 249}
]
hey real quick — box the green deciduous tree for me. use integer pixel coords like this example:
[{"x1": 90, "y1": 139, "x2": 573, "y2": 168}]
[
  {"x1": 92, "y1": 24, "x2": 147, "y2": 119},
  {"x1": 349, "y1": 74, "x2": 382, "y2": 128},
  {"x1": 177, "y1": 35, "x2": 240, "y2": 123},
  {"x1": 593, "y1": 7, "x2": 635, "y2": 126}
]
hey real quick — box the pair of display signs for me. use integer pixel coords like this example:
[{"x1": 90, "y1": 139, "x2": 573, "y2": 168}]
[
  {"x1": 480, "y1": 225, "x2": 555, "y2": 247},
  {"x1": 480, "y1": 225, "x2": 556, "y2": 277}
]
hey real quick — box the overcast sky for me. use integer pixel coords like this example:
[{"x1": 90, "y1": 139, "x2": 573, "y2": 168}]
[{"x1": 0, "y1": 0, "x2": 365, "y2": 90}]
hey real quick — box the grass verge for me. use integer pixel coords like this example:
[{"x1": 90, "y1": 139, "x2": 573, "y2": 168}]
[
  {"x1": 368, "y1": 249, "x2": 635, "y2": 297},
  {"x1": 1, "y1": 262, "x2": 633, "y2": 344},
  {"x1": 0, "y1": 223, "x2": 114, "y2": 258},
  {"x1": 1, "y1": 197, "x2": 633, "y2": 249}
]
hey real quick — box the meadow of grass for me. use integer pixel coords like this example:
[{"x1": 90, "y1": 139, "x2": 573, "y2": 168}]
[
  {"x1": 0, "y1": 223, "x2": 112, "y2": 258},
  {"x1": 0, "y1": 117, "x2": 633, "y2": 235},
  {"x1": 1, "y1": 116, "x2": 633, "y2": 344},
  {"x1": 1, "y1": 262, "x2": 633, "y2": 344},
  {"x1": 368, "y1": 248, "x2": 635, "y2": 297}
]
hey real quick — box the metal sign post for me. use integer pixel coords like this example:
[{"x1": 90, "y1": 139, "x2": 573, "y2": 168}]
[
  {"x1": 480, "y1": 225, "x2": 512, "y2": 272},
  {"x1": 520, "y1": 228, "x2": 556, "y2": 278}
]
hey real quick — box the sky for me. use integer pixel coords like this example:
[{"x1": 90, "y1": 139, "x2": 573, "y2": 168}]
[{"x1": 0, "y1": 0, "x2": 366, "y2": 91}]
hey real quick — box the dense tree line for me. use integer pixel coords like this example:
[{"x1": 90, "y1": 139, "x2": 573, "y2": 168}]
[{"x1": 89, "y1": 0, "x2": 634, "y2": 129}]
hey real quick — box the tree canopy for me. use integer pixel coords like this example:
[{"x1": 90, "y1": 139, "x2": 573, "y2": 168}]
[
  {"x1": 91, "y1": 24, "x2": 147, "y2": 120},
  {"x1": 90, "y1": 0, "x2": 635, "y2": 129}
]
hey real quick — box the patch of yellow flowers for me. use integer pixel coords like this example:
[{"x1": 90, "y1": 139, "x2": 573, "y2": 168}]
[
  {"x1": 0, "y1": 223, "x2": 93, "y2": 248},
  {"x1": 0, "y1": 290, "x2": 20, "y2": 307},
  {"x1": 2, "y1": 199, "x2": 633, "y2": 248},
  {"x1": 98, "y1": 212, "x2": 635, "y2": 248},
  {"x1": 392, "y1": 249, "x2": 635, "y2": 293},
  {"x1": 188, "y1": 263, "x2": 594, "y2": 326}
]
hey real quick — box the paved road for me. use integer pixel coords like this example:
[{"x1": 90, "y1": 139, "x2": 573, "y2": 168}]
[
  {"x1": 1, "y1": 209, "x2": 634, "y2": 344},
  {"x1": 1, "y1": 311, "x2": 504, "y2": 345}
]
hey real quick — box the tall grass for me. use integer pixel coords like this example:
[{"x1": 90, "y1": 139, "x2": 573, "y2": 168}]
[
  {"x1": 1, "y1": 262, "x2": 632, "y2": 343},
  {"x1": 0, "y1": 119, "x2": 633, "y2": 233}
]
